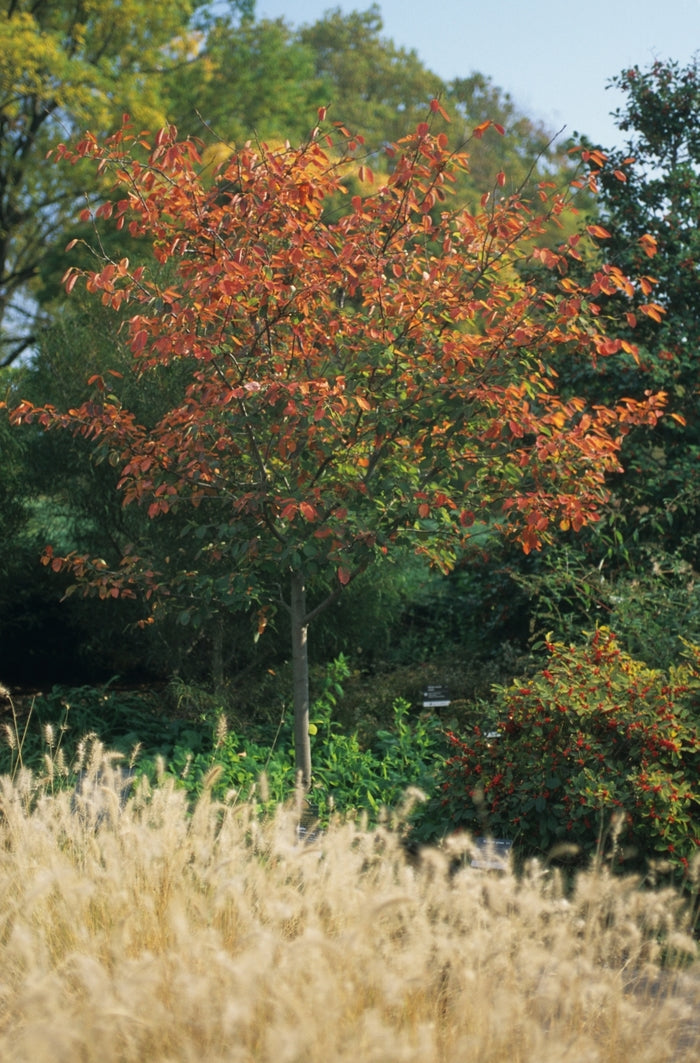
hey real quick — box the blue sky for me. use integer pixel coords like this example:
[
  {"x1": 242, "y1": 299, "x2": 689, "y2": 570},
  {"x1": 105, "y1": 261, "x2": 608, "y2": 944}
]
[{"x1": 255, "y1": 0, "x2": 700, "y2": 148}]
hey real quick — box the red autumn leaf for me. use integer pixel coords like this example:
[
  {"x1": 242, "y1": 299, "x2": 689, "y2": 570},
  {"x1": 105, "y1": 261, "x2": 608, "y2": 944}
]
[
  {"x1": 586, "y1": 224, "x2": 612, "y2": 240},
  {"x1": 640, "y1": 303, "x2": 665, "y2": 323},
  {"x1": 63, "y1": 269, "x2": 79, "y2": 294},
  {"x1": 299, "y1": 501, "x2": 317, "y2": 521},
  {"x1": 131, "y1": 329, "x2": 149, "y2": 354},
  {"x1": 638, "y1": 233, "x2": 658, "y2": 258}
]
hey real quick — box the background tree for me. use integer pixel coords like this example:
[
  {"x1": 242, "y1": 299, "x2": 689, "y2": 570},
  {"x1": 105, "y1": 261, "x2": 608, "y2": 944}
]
[
  {"x1": 163, "y1": 10, "x2": 320, "y2": 144},
  {"x1": 9, "y1": 107, "x2": 667, "y2": 783},
  {"x1": 576, "y1": 57, "x2": 700, "y2": 562},
  {"x1": 0, "y1": 0, "x2": 255, "y2": 366},
  {"x1": 508, "y1": 58, "x2": 700, "y2": 666},
  {"x1": 2, "y1": 301, "x2": 231, "y2": 685},
  {"x1": 298, "y1": 6, "x2": 576, "y2": 200},
  {"x1": 0, "y1": 0, "x2": 604, "y2": 694},
  {"x1": 297, "y1": 5, "x2": 441, "y2": 147},
  {"x1": 168, "y1": 5, "x2": 579, "y2": 204}
]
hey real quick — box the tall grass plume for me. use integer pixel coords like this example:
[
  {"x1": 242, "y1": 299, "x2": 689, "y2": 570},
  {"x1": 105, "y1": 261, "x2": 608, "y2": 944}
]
[{"x1": 0, "y1": 759, "x2": 697, "y2": 1061}]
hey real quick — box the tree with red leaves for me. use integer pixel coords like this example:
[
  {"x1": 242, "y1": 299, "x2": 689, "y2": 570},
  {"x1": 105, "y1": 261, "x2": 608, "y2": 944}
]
[{"x1": 10, "y1": 105, "x2": 667, "y2": 785}]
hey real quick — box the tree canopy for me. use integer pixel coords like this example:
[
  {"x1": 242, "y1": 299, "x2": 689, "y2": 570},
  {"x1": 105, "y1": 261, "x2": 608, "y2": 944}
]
[
  {"x1": 590, "y1": 58, "x2": 700, "y2": 560},
  {"x1": 8, "y1": 105, "x2": 668, "y2": 781},
  {"x1": 0, "y1": 1, "x2": 582, "y2": 366},
  {"x1": 0, "y1": 0, "x2": 253, "y2": 365}
]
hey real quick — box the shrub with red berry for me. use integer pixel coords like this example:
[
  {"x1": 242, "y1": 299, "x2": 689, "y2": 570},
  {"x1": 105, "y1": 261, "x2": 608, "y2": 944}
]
[{"x1": 435, "y1": 629, "x2": 700, "y2": 886}]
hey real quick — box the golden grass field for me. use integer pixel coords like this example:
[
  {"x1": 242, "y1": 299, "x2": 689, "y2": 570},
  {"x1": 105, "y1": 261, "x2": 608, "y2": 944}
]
[{"x1": 0, "y1": 757, "x2": 698, "y2": 1062}]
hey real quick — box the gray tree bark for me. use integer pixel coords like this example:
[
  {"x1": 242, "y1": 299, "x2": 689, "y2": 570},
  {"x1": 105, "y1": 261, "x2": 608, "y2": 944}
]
[{"x1": 290, "y1": 569, "x2": 311, "y2": 788}]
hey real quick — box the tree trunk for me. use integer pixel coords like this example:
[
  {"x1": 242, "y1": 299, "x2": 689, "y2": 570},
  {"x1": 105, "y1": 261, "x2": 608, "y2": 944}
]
[
  {"x1": 211, "y1": 613, "x2": 224, "y2": 692},
  {"x1": 290, "y1": 569, "x2": 312, "y2": 789}
]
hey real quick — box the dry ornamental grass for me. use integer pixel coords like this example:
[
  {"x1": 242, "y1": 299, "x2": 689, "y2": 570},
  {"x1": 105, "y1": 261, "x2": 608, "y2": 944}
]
[{"x1": 0, "y1": 760, "x2": 698, "y2": 1062}]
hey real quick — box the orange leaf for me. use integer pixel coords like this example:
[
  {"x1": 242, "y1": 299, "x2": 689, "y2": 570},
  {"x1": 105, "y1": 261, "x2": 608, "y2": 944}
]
[
  {"x1": 638, "y1": 233, "x2": 657, "y2": 258},
  {"x1": 63, "y1": 269, "x2": 79, "y2": 294},
  {"x1": 586, "y1": 224, "x2": 611, "y2": 240},
  {"x1": 337, "y1": 566, "x2": 351, "y2": 586},
  {"x1": 131, "y1": 329, "x2": 148, "y2": 354},
  {"x1": 299, "y1": 501, "x2": 317, "y2": 521},
  {"x1": 640, "y1": 303, "x2": 664, "y2": 323}
]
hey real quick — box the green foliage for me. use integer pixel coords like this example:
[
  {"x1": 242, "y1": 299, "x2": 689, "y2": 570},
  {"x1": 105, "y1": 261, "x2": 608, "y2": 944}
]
[
  {"x1": 427, "y1": 629, "x2": 700, "y2": 889},
  {"x1": 296, "y1": 6, "x2": 572, "y2": 200},
  {"x1": 0, "y1": 657, "x2": 447, "y2": 827},
  {"x1": 503, "y1": 57, "x2": 700, "y2": 666},
  {"x1": 0, "y1": 682, "x2": 192, "y2": 778},
  {"x1": 508, "y1": 534, "x2": 700, "y2": 674},
  {"x1": 3, "y1": 307, "x2": 267, "y2": 684},
  {"x1": 141, "y1": 657, "x2": 448, "y2": 824},
  {"x1": 0, "y1": 0, "x2": 240, "y2": 363},
  {"x1": 164, "y1": 11, "x2": 320, "y2": 143},
  {"x1": 577, "y1": 57, "x2": 700, "y2": 561},
  {"x1": 297, "y1": 5, "x2": 441, "y2": 148}
]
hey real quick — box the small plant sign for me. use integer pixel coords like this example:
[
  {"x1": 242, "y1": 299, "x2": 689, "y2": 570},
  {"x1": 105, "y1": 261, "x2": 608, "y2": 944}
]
[{"x1": 422, "y1": 685, "x2": 451, "y2": 709}]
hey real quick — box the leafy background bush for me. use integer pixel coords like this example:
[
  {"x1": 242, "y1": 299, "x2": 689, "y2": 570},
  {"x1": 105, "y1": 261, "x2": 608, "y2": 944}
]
[
  {"x1": 7, "y1": 627, "x2": 700, "y2": 893},
  {"x1": 147, "y1": 656, "x2": 449, "y2": 826},
  {"x1": 422, "y1": 629, "x2": 700, "y2": 888},
  {"x1": 1, "y1": 657, "x2": 449, "y2": 830}
]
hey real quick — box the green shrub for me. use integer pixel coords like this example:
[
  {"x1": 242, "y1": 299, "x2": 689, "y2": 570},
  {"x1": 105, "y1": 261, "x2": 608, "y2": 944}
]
[
  {"x1": 153, "y1": 656, "x2": 449, "y2": 825},
  {"x1": 0, "y1": 681, "x2": 206, "y2": 785},
  {"x1": 424, "y1": 629, "x2": 700, "y2": 888}
]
